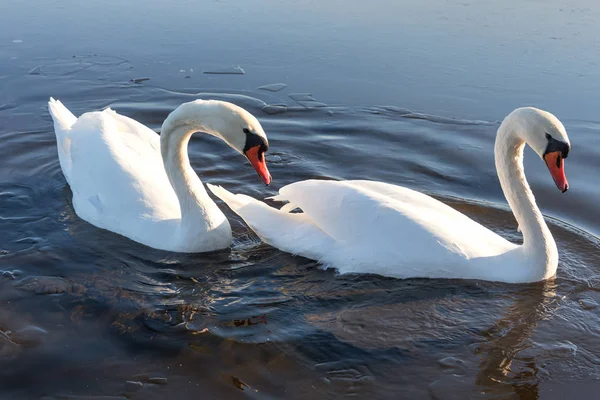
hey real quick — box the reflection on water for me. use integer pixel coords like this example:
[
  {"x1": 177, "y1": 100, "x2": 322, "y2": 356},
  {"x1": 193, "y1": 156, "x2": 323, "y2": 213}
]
[
  {"x1": 3, "y1": 185, "x2": 598, "y2": 399},
  {"x1": 475, "y1": 281, "x2": 558, "y2": 397},
  {"x1": 1, "y1": 0, "x2": 600, "y2": 398}
]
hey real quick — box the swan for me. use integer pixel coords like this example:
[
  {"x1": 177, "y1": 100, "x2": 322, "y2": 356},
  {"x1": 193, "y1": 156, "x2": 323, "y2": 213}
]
[
  {"x1": 48, "y1": 97, "x2": 271, "y2": 253},
  {"x1": 207, "y1": 107, "x2": 571, "y2": 283}
]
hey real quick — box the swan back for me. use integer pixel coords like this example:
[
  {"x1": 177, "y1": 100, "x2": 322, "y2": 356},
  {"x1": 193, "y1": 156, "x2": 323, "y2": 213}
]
[
  {"x1": 210, "y1": 180, "x2": 520, "y2": 279},
  {"x1": 68, "y1": 109, "x2": 180, "y2": 222},
  {"x1": 49, "y1": 99, "x2": 186, "y2": 250},
  {"x1": 272, "y1": 180, "x2": 514, "y2": 259}
]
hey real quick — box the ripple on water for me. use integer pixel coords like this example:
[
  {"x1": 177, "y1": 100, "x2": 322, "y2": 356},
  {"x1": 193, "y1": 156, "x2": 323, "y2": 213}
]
[{"x1": 0, "y1": 86, "x2": 599, "y2": 399}]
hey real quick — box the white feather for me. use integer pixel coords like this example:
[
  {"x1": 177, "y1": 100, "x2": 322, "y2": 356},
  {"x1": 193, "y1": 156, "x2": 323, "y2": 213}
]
[{"x1": 209, "y1": 107, "x2": 570, "y2": 283}]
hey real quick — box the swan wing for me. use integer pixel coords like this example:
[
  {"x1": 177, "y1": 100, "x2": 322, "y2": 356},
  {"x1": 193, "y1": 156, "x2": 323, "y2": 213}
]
[
  {"x1": 209, "y1": 180, "x2": 516, "y2": 277},
  {"x1": 207, "y1": 184, "x2": 336, "y2": 261},
  {"x1": 273, "y1": 180, "x2": 509, "y2": 252},
  {"x1": 50, "y1": 100, "x2": 180, "y2": 234}
]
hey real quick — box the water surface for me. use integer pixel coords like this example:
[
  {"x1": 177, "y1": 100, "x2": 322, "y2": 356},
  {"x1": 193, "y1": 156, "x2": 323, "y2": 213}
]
[{"x1": 1, "y1": 1, "x2": 599, "y2": 399}]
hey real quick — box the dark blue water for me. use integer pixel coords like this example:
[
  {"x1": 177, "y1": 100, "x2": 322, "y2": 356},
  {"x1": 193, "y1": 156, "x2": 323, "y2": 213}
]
[{"x1": 1, "y1": 1, "x2": 599, "y2": 398}]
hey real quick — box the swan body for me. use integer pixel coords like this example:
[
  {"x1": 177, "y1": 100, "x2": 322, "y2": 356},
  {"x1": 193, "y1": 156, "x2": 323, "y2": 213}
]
[
  {"x1": 49, "y1": 98, "x2": 270, "y2": 253},
  {"x1": 209, "y1": 107, "x2": 571, "y2": 283}
]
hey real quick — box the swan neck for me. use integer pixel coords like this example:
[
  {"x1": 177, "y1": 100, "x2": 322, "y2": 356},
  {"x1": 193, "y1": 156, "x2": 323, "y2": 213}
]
[
  {"x1": 159, "y1": 122, "x2": 220, "y2": 232},
  {"x1": 494, "y1": 125, "x2": 557, "y2": 269}
]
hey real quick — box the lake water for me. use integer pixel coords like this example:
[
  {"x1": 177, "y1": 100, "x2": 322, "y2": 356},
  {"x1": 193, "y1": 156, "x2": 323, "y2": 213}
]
[{"x1": 1, "y1": 0, "x2": 599, "y2": 398}]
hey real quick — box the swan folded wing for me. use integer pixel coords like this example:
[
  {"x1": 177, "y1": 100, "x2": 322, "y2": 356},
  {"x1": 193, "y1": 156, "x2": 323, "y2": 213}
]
[
  {"x1": 271, "y1": 180, "x2": 512, "y2": 259},
  {"x1": 207, "y1": 184, "x2": 335, "y2": 260},
  {"x1": 350, "y1": 180, "x2": 518, "y2": 254},
  {"x1": 68, "y1": 110, "x2": 179, "y2": 226},
  {"x1": 103, "y1": 108, "x2": 162, "y2": 153},
  {"x1": 270, "y1": 180, "x2": 444, "y2": 248}
]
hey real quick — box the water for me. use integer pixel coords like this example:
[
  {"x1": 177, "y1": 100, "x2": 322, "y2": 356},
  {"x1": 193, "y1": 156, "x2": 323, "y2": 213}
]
[{"x1": 1, "y1": 0, "x2": 599, "y2": 398}]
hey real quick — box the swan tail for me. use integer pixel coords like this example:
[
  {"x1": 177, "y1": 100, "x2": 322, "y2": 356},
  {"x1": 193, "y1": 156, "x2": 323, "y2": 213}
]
[
  {"x1": 207, "y1": 183, "x2": 251, "y2": 211},
  {"x1": 207, "y1": 184, "x2": 335, "y2": 259},
  {"x1": 48, "y1": 97, "x2": 77, "y2": 131},
  {"x1": 207, "y1": 184, "x2": 281, "y2": 241},
  {"x1": 48, "y1": 98, "x2": 77, "y2": 184}
]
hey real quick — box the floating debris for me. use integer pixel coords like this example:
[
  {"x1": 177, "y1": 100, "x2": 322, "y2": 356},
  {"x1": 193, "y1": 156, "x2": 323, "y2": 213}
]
[
  {"x1": 230, "y1": 375, "x2": 250, "y2": 391},
  {"x1": 1, "y1": 270, "x2": 17, "y2": 280},
  {"x1": 258, "y1": 83, "x2": 287, "y2": 92},
  {"x1": 132, "y1": 374, "x2": 168, "y2": 385},
  {"x1": 0, "y1": 330, "x2": 17, "y2": 346},
  {"x1": 148, "y1": 377, "x2": 168, "y2": 385},
  {"x1": 203, "y1": 66, "x2": 245, "y2": 75},
  {"x1": 579, "y1": 298, "x2": 598, "y2": 310},
  {"x1": 125, "y1": 381, "x2": 143, "y2": 392},
  {"x1": 297, "y1": 100, "x2": 328, "y2": 108},
  {"x1": 261, "y1": 104, "x2": 287, "y2": 115},
  {"x1": 130, "y1": 77, "x2": 150, "y2": 84},
  {"x1": 29, "y1": 66, "x2": 42, "y2": 75},
  {"x1": 289, "y1": 93, "x2": 315, "y2": 101}
]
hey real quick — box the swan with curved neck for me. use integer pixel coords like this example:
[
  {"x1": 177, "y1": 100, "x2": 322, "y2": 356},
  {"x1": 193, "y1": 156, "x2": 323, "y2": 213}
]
[
  {"x1": 49, "y1": 98, "x2": 271, "y2": 253},
  {"x1": 208, "y1": 107, "x2": 571, "y2": 283}
]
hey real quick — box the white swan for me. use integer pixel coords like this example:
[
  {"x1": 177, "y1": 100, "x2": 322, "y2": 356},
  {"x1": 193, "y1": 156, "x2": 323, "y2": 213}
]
[
  {"x1": 208, "y1": 107, "x2": 571, "y2": 283},
  {"x1": 48, "y1": 97, "x2": 271, "y2": 253}
]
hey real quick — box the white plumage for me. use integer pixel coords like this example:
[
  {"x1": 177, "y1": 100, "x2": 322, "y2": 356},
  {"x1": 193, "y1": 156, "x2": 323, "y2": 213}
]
[
  {"x1": 209, "y1": 107, "x2": 571, "y2": 283},
  {"x1": 49, "y1": 98, "x2": 269, "y2": 252}
]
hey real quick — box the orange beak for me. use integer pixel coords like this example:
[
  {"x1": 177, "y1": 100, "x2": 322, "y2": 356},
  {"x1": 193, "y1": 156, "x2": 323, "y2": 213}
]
[
  {"x1": 543, "y1": 151, "x2": 568, "y2": 193},
  {"x1": 245, "y1": 145, "x2": 271, "y2": 185}
]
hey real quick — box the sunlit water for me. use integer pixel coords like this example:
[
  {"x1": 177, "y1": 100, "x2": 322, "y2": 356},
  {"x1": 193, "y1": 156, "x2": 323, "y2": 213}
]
[{"x1": 1, "y1": 1, "x2": 599, "y2": 399}]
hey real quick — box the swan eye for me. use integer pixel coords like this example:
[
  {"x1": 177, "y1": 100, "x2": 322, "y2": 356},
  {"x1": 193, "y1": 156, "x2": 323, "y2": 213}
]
[
  {"x1": 242, "y1": 129, "x2": 269, "y2": 154},
  {"x1": 544, "y1": 132, "x2": 570, "y2": 159}
]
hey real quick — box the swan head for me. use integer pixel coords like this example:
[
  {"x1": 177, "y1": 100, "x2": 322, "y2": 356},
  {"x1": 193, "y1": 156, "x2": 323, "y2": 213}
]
[
  {"x1": 169, "y1": 100, "x2": 271, "y2": 185},
  {"x1": 505, "y1": 107, "x2": 571, "y2": 193}
]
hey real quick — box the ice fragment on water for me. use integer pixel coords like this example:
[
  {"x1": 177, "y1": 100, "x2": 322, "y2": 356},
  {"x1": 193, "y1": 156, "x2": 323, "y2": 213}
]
[
  {"x1": 258, "y1": 83, "x2": 287, "y2": 92},
  {"x1": 203, "y1": 66, "x2": 245, "y2": 75}
]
